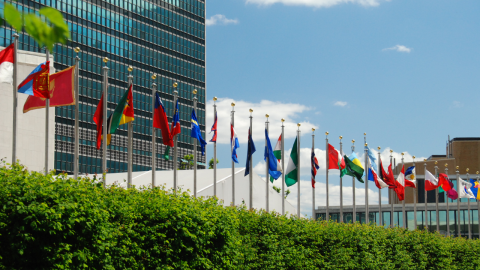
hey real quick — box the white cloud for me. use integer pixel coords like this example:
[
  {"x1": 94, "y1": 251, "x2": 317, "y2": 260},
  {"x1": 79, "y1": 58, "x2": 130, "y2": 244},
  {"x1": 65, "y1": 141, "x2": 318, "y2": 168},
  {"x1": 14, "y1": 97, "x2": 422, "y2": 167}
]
[
  {"x1": 245, "y1": 0, "x2": 389, "y2": 8},
  {"x1": 382, "y1": 45, "x2": 412, "y2": 53},
  {"x1": 452, "y1": 101, "x2": 463, "y2": 108},
  {"x1": 206, "y1": 14, "x2": 239, "y2": 26},
  {"x1": 334, "y1": 101, "x2": 347, "y2": 107},
  {"x1": 206, "y1": 98, "x2": 318, "y2": 144}
]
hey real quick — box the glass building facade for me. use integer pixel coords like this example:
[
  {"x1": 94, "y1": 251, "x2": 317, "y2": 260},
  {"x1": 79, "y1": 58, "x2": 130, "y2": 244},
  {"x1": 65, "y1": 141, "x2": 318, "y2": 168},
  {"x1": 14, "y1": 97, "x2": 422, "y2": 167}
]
[{"x1": 1, "y1": 0, "x2": 206, "y2": 174}]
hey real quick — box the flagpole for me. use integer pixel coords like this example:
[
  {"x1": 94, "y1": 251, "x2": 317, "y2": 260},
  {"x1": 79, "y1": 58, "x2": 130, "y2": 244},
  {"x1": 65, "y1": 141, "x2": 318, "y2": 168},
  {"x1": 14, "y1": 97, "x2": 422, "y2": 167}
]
[
  {"x1": 352, "y1": 140, "x2": 356, "y2": 223},
  {"x1": 12, "y1": 33, "x2": 19, "y2": 165},
  {"x1": 231, "y1": 102, "x2": 235, "y2": 206},
  {"x1": 456, "y1": 166, "x2": 464, "y2": 237},
  {"x1": 102, "y1": 57, "x2": 109, "y2": 187},
  {"x1": 325, "y1": 132, "x2": 329, "y2": 221},
  {"x1": 265, "y1": 114, "x2": 270, "y2": 212},
  {"x1": 312, "y1": 129, "x2": 316, "y2": 219},
  {"x1": 281, "y1": 118, "x2": 285, "y2": 215},
  {"x1": 377, "y1": 147, "x2": 382, "y2": 226},
  {"x1": 73, "y1": 47, "x2": 81, "y2": 179},
  {"x1": 44, "y1": 49, "x2": 50, "y2": 176},
  {"x1": 390, "y1": 150, "x2": 394, "y2": 228},
  {"x1": 413, "y1": 156, "x2": 417, "y2": 230},
  {"x1": 193, "y1": 89, "x2": 198, "y2": 198},
  {"x1": 435, "y1": 161, "x2": 439, "y2": 233},
  {"x1": 213, "y1": 97, "x2": 218, "y2": 197},
  {"x1": 127, "y1": 66, "x2": 134, "y2": 188},
  {"x1": 401, "y1": 153, "x2": 405, "y2": 229},
  {"x1": 466, "y1": 168, "x2": 471, "y2": 239},
  {"x1": 445, "y1": 163, "x2": 450, "y2": 237},
  {"x1": 173, "y1": 83, "x2": 178, "y2": 192},
  {"x1": 151, "y1": 74, "x2": 157, "y2": 188},
  {"x1": 364, "y1": 133, "x2": 369, "y2": 225},
  {"x1": 339, "y1": 136, "x2": 343, "y2": 223},
  {"x1": 249, "y1": 108, "x2": 253, "y2": 210},
  {"x1": 297, "y1": 123, "x2": 301, "y2": 218},
  {"x1": 424, "y1": 159, "x2": 428, "y2": 231},
  {"x1": 477, "y1": 171, "x2": 480, "y2": 238}
]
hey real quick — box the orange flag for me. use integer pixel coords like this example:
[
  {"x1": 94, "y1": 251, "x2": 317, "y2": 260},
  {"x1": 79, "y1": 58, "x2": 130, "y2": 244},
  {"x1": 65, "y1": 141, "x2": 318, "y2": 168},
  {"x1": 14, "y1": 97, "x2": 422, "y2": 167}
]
[{"x1": 23, "y1": 65, "x2": 75, "y2": 113}]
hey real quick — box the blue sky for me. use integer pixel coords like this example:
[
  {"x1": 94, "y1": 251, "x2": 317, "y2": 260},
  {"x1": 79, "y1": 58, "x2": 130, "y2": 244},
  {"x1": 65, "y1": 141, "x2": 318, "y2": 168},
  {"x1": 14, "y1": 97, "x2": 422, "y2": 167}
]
[{"x1": 203, "y1": 0, "x2": 480, "y2": 217}]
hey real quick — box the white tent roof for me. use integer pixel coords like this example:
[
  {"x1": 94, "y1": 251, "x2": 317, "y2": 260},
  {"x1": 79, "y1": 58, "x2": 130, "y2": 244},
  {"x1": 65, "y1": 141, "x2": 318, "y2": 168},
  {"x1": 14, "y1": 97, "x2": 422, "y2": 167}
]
[{"x1": 93, "y1": 168, "x2": 296, "y2": 216}]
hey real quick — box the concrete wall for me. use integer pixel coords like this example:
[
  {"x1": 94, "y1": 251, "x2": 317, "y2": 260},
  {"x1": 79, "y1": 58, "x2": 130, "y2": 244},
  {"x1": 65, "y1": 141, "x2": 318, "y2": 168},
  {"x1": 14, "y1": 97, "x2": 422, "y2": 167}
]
[{"x1": 0, "y1": 48, "x2": 55, "y2": 172}]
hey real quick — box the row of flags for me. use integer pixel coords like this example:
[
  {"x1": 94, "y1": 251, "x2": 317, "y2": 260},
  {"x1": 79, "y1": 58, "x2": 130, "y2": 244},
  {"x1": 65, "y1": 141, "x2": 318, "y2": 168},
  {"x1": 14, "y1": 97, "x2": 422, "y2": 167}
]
[{"x1": 0, "y1": 44, "x2": 76, "y2": 111}]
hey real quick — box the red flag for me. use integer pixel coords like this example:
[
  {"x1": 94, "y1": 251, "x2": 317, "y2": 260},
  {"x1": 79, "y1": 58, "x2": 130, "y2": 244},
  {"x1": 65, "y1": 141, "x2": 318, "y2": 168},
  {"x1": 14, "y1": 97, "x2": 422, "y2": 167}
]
[
  {"x1": 23, "y1": 66, "x2": 75, "y2": 113},
  {"x1": 438, "y1": 173, "x2": 452, "y2": 192},
  {"x1": 394, "y1": 165, "x2": 405, "y2": 201},
  {"x1": 153, "y1": 93, "x2": 173, "y2": 147},
  {"x1": 328, "y1": 143, "x2": 345, "y2": 170},
  {"x1": 93, "y1": 94, "x2": 104, "y2": 149}
]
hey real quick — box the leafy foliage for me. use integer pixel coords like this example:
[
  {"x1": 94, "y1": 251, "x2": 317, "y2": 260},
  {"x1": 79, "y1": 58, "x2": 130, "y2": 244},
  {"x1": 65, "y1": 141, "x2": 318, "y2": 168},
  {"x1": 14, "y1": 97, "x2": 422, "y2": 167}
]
[
  {"x1": 1, "y1": 162, "x2": 480, "y2": 269},
  {"x1": 2, "y1": 3, "x2": 69, "y2": 52},
  {"x1": 208, "y1": 158, "x2": 219, "y2": 169}
]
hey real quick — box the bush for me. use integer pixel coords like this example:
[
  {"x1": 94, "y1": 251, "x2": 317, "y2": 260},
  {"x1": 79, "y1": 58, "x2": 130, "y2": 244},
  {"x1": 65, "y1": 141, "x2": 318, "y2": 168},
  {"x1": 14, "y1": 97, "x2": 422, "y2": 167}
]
[{"x1": 0, "y1": 162, "x2": 479, "y2": 269}]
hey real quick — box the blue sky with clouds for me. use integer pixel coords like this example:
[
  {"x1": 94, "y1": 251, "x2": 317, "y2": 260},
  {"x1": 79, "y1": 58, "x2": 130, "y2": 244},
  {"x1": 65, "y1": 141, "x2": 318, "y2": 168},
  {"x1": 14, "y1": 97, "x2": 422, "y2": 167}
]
[{"x1": 203, "y1": 0, "x2": 480, "y2": 217}]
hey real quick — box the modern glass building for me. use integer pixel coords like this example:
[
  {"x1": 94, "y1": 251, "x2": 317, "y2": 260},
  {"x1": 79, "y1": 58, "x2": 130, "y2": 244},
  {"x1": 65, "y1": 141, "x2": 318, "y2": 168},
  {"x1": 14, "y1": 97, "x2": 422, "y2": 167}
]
[
  {"x1": 316, "y1": 176, "x2": 480, "y2": 238},
  {"x1": 1, "y1": 0, "x2": 206, "y2": 174}
]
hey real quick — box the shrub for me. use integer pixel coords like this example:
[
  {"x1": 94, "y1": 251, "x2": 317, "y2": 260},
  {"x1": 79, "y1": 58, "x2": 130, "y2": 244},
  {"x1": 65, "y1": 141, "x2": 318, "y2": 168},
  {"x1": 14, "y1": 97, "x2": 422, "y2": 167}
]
[{"x1": 0, "y1": 162, "x2": 479, "y2": 269}]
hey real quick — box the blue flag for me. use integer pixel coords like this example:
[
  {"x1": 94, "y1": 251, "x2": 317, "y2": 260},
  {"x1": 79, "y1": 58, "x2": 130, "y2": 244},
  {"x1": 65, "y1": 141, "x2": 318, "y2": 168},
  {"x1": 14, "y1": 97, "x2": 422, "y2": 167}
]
[
  {"x1": 365, "y1": 145, "x2": 377, "y2": 170},
  {"x1": 190, "y1": 109, "x2": 207, "y2": 155},
  {"x1": 245, "y1": 128, "x2": 256, "y2": 176},
  {"x1": 264, "y1": 129, "x2": 282, "y2": 180}
]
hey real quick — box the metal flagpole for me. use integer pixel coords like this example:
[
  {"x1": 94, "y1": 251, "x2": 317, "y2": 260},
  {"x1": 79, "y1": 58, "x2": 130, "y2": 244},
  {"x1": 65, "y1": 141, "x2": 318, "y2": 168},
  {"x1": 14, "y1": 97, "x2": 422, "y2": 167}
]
[
  {"x1": 352, "y1": 140, "x2": 356, "y2": 223},
  {"x1": 73, "y1": 47, "x2": 80, "y2": 179},
  {"x1": 102, "y1": 57, "x2": 109, "y2": 187},
  {"x1": 265, "y1": 114, "x2": 270, "y2": 212},
  {"x1": 364, "y1": 133, "x2": 369, "y2": 224},
  {"x1": 390, "y1": 150, "x2": 394, "y2": 228},
  {"x1": 173, "y1": 83, "x2": 178, "y2": 192},
  {"x1": 325, "y1": 132, "x2": 329, "y2": 221},
  {"x1": 127, "y1": 66, "x2": 134, "y2": 188},
  {"x1": 312, "y1": 129, "x2": 316, "y2": 219},
  {"x1": 297, "y1": 123, "x2": 301, "y2": 218},
  {"x1": 435, "y1": 161, "x2": 439, "y2": 233},
  {"x1": 477, "y1": 171, "x2": 480, "y2": 238},
  {"x1": 377, "y1": 147, "x2": 382, "y2": 226},
  {"x1": 456, "y1": 166, "x2": 461, "y2": 237},
  {"x1": 213, "y1": 97, "x2": 218, "y2": 197},
  {"x1": 445, "y1": 163, "x2": 450, "y2": 237},
  {"x1": 44, "y1": 49, "x2": 50, "y2": 175},
  {"x1": 249, "y1": 108, "x2": 253, "y2": 210},
  {"x1": 339, "y1": 136, "x2": 343, "y2": 223},
  {"x1": 466, "y1": 168, "x2": 471, "y2": 239},
  {"x1": 231, "y1": 102, "x2": 236, "y2": 206},
  {"x1": 401, "y1": 153, "x2": 405, "y2": 229},
  {"x1": 413, "y1": 156, "x2": 417, "y2": 230},
  {"x1": 281, "y1": 118, "x2": 285, "y2": 215},
  {"x1": 12, "y1": 33, "x2": 19, "y2": 165},
  {"x1": 424, "y1": 159, "x2": 428, "y2": 231},
  {"x1": 193, "y1": 89, "x2": 198, "y2": 198},
  {"x1": 151, "y1": 74, "x2": 157, "y2": 188}
]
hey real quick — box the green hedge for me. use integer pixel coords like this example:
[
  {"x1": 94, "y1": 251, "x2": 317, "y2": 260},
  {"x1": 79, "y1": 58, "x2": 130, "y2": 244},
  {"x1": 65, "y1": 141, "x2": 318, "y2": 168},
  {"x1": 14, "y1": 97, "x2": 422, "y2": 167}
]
[{"x1": 1, "y1": 163, "x2": 479, "y2": 269}]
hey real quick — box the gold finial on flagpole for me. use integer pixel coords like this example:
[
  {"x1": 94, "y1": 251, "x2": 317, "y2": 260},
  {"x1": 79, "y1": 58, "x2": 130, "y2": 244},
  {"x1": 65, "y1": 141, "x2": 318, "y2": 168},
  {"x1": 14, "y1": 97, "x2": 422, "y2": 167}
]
[
  {"x1": 339, "y1": 136, "x2": 343, "y2": 139},
  {"x1": 103, "y1": 57, "x2": 108, "y2": 63},
  {"x1": 173, "y1": 82, "x2": 178, "y2": 88},
  {"x1": 231, "y1": 102, "x2": 235, "y2": 107},
  {"x1": 378, "y1": 146, "x2": 381, "y2": 150},
  {"x1": 281, "y1": 118, "x2": 285, "y2": 122},
  {"x1": 128, "y1": 66, "x2": 133, "y2": 72},
  {"x1": 151, "y1": 74, "x2": 156, "y2": 80},
  {"x1": 74, "y1": 47, "x2": 80, "y2": 53},
  {"x1": 193, "y1": 89, "x2": 197, "y2": 95}
]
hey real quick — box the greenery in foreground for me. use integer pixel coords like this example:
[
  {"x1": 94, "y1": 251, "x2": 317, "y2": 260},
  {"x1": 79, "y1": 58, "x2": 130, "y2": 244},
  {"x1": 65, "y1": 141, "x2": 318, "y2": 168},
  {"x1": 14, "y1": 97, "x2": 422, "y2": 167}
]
[{"x1": 1, "y1": 163, "x2": 480, "y2": 269}]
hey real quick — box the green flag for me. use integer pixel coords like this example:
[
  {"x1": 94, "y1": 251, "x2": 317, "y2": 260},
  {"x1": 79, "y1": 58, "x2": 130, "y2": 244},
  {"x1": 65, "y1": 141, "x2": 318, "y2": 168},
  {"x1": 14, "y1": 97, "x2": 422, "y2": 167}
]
[
  {"x1": 285, "y1": 137, "x2": 298, "y2": 187},
  {"x1": 164, "y1": 146, "x2": 170, "y2": 161},
  {"x1": 344, "y1": 154, "x2": 364, "y2": 183}
]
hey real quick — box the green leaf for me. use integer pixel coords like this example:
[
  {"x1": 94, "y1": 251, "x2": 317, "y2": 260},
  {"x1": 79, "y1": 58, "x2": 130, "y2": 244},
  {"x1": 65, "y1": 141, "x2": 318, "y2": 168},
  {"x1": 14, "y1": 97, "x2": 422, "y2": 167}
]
[
  {"x1": 4, "y1": 4, "x2": 23, "y2": 32},
  {"x1": 39, "y1": 7, "x2": 69, "y2": 36}
]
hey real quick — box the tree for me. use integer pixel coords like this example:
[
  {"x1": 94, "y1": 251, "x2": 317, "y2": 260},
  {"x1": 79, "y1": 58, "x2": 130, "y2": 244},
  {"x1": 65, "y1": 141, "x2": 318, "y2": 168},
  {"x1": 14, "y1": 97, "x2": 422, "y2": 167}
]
[
  {"x1": 2, "y1": 2, "x2": 70, "y2": 52},
  {"x1": 272, "y1": 186, "x2": 290, "y2": 198},
  {"x1": 208, "y1": 158, "x2": 219, "y2": 169},
  {"x1": 180, "y1": 154, "x2": 194, "y2": 170}
]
